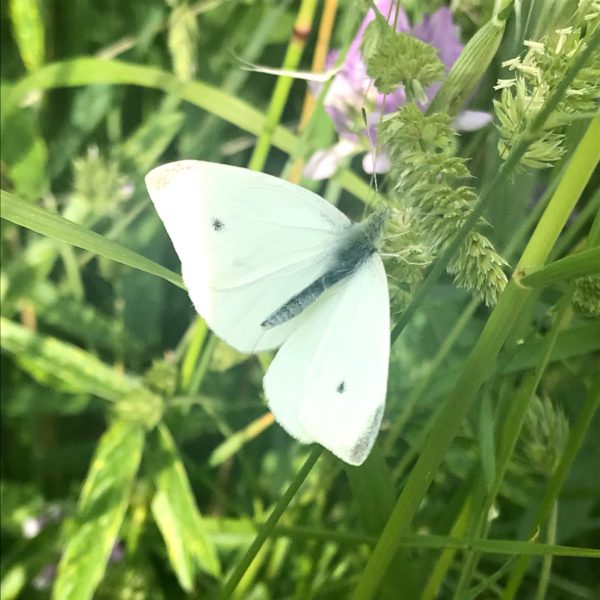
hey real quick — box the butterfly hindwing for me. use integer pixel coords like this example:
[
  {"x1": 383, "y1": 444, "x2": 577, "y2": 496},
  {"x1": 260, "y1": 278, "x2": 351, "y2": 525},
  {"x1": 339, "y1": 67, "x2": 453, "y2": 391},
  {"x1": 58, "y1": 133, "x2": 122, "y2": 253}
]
[{"x1": 263, "y1": 253, "x2": 390, "y2": 465}]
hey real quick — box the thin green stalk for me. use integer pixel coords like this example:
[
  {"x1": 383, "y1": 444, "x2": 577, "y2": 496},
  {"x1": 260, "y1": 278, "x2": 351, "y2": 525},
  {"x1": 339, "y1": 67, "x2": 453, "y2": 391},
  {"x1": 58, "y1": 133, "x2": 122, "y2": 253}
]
[
  {"x1": 187, "y1": 333, "x2": 217, "y2": 395},
  {"x1": 269, "y1": 526, "x2": 600, "y2": 558},
  {"x1": 502, "y1": 381, "x2": 600, "y2": 599},
  {"x1": 454, "y1": 289, "x2": 574, "y2": 597},
  {"x1": 194, "y1": 0, "x2": 291, "y2": 157},
  {"x1": 551, "y1": 189, "x2": 600, "y2": 259},
  {"x1": 180, "y1": 318, "x2": 208, "y2": 391},
  {"x1": 421, "y1": 496, "x2": 472, "y2": 600},
  {"x1": 247, "y1": 0, "x2": 319, "y2": 171},
  {"x1": 534, "y1": 500, "x2": 558, "y2": 600},
  {"x1": 391, "y1": 28, "x2": 600, "y2": 342},
  {"x1": 352, "y1": 118, "x2": 600, "y2": 600},
  {"x1": 219, "y1": 446, "x2": 322, "y2": 600},
  {"x1": 519, "y1": 247, "x2": 600, "y2": 288},
  {"x1": 501, "y1": 207, "x2": 600, "y2": 599},
  {"x1": 386, "y1": 151, "x2": 562, "y2": 470}
]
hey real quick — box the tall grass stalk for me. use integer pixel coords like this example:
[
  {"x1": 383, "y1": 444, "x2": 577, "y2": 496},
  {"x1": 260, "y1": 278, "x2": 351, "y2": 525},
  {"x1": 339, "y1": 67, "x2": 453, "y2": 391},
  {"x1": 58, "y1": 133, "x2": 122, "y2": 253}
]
[{"x1": 353, "y1": 116, "x2": 600, "y2": 598}]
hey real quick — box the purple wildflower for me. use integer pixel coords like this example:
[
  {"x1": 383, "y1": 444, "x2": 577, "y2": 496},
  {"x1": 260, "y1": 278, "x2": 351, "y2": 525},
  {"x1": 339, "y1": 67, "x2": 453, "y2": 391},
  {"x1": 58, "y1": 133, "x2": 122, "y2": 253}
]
[{"x1": 305, "y1": 1, "x2": 492, "y2": 180}]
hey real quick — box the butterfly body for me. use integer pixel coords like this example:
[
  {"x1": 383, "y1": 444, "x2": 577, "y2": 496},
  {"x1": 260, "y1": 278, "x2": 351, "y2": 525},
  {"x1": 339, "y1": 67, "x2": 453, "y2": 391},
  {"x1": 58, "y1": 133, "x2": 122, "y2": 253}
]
[
  {"x1": 262, "y1": 210, "x2": 387, "y2": 328},
  {"x1": 146, "y1": 160, "x2": 390, "y2": 465}
]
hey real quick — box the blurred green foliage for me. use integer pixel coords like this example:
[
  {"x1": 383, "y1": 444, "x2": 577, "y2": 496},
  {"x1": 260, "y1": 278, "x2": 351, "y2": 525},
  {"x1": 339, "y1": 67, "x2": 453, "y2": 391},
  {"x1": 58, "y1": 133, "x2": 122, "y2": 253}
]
[{"x1": 1, "y1": 1, "x2": 599, "y2": 599}]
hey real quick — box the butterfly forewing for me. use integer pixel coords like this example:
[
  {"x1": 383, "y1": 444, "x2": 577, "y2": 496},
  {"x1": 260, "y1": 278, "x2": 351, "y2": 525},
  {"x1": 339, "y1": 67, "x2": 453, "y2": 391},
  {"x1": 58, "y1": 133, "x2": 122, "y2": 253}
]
[{"x1": 146, "y1": 160, "x2": 349, "y2": 352}]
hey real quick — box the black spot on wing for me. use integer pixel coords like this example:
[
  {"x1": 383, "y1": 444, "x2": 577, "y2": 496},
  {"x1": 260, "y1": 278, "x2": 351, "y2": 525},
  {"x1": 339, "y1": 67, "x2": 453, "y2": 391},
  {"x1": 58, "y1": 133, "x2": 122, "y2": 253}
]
[
  {"x1": 336, "y1": 381, "x2": 345, "y2": 394},
  {"x1": 211, "y1": 217, "x2": 225, "y2": 231}
]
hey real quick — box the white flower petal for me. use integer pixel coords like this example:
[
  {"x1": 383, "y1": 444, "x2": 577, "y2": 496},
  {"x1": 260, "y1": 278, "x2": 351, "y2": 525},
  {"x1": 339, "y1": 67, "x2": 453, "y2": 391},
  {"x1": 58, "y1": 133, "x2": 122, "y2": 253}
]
[
  {"x1": 362, "y1": 152, "x2": 391, "y2": 174},
  {"x1": 304, "y1": 141, "x2": 360, "y2": 180},
  {"x1": 453, "y1": 110, "x2": 493, "y2": 132}
]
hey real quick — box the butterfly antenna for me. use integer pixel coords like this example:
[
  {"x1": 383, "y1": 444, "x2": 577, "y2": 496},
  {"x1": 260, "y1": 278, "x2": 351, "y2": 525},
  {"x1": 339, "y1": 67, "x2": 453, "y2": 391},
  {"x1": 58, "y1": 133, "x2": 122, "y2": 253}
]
[{"x1": 361, "y1": 107, "x2": 380, "y2": 201}]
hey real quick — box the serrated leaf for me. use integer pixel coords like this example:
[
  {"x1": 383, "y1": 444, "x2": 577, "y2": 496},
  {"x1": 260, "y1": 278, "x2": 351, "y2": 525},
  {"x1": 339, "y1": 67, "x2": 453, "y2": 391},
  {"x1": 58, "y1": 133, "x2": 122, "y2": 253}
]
[
  {"x1": 0, "y1": 316, "x2": 140, "y2": 401},
  {"x1": 0, "y1": 190, "x2": 184, "y2": 290},
  {"x1": 52, "y1": 420, "x2": 145, "y2": 600},
  {"x1": 146, "y1": 424, "x2": 221, "y2": 590}
]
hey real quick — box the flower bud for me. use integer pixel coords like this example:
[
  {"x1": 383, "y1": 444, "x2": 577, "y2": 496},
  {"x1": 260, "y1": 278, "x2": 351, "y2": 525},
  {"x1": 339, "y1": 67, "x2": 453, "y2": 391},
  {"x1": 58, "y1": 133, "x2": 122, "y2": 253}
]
[{"x1": 428, "y1": 10, "x2": 510, "y2": 115}]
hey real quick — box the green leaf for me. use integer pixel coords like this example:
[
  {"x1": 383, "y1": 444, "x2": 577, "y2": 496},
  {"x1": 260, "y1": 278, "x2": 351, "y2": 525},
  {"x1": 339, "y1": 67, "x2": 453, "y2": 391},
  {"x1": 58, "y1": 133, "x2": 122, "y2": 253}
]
[
  {"x1": 146, "y1": 424, "x2": 221, "y2": 590},
  {"x1": 5, "y1": 57, "x2": 373, "y2": 205},
  {"x1": 0, "y1": 190, "x2": 184, "y2": 290},
  {"x1": 9, "y1": 0, "x2": 44, "y2": 71},
  {"x1": 428, "y1": 321, "x2": 600, "y2": 401},
  {"x1": 0, "y1": 317, "x2": 140, "y2": 401},
  {"x1": 1, "y1": 565, "x2": 27, "y2": 600},
  {"x1": 52, "y1": 420, "x2": 145, "y2": 600},
  {"x1": 519, "y1": 247, "x2": 600, "y2": 288},
  {"x1": 1, "y1": 85, "x2": 47, "y2": 200}
]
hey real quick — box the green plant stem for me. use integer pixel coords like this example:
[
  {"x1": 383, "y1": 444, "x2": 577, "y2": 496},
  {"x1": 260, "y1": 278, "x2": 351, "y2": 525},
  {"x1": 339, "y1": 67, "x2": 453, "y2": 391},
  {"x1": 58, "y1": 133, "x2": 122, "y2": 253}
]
[
  {"x1": 500, "y1": 198, "x2": 600, "y2": 599},
  {"x1": 386, "y1": 162, "x2": 559, "y2": 465},
  {"x1": 187, "y1": 334, "x2": 217, "y2": 395},
  {"x1": 180, "y1": 318, "x2": 208, "y2": 390},
  {"x1": 219, "y1": 446, "x2": 322, "y2": 600},
  {"x1": 519, "y1": 246, "x2": 600, "y2": 288},
  {"x1": 391, "y1": 27, "x2": 600, "y2": 343},
  {"x1": 352, "y1": 118, "x2": 600, "y2": 600},
  {"x1": 247, "y1": 0, "x2": 318, "y2": 171},
  {"x1": 551, "y1": 188, "x2": 600, "y2": 258},
  {"x1": 269, "y1": 526, "x2": 599, "y2": 557},
  {"x1": 454, "y1": 288, "x2": 575, "y2": 597},
  {"x1": 502, "y1": 381, "x2": 600, "y2": 599},
  {"x1": 534, "y1": 500, "x2": 558, "y2": 600}
]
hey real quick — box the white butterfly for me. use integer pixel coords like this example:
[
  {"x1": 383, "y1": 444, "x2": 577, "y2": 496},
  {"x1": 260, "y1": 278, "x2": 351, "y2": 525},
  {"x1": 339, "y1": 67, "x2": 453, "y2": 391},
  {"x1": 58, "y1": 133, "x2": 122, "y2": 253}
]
[{"x1": 146, "y1": 161, "x2": 390, "y2": 465}]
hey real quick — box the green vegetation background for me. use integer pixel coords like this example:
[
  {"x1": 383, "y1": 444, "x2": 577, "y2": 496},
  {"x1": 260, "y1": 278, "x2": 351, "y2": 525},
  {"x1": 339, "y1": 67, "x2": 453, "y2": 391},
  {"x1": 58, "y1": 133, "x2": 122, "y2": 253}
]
[{"x1": 1, "y1": 0, "x2": 598, "y2": 599}]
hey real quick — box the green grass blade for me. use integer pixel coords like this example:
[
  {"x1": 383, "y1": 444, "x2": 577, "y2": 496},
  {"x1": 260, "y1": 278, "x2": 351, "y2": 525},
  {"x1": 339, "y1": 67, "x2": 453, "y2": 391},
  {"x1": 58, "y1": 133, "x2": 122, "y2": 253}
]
[
  {"x1": 391, "y1": 30, "x2": 600, "y2": 341},
  {"x1": 267, "y1": 526, "x2": 600, "y2": 558},
  {"x1": 0, "y1": 317, "x2": 140, "y2": 401},
  {"x1": 1, "y1": 190, "x2": 184, "y2": 289},
  {"x1": 52, "y1": 420, "x2": 145, "y2": 600},
  {"x1": 519, "y1": 247, "x2": 600, "y2": 288},
  {"x1": 146, "y1": 424, "x2": 221, "y2": 589},
  {"x1": 247, "y1": 0, "x2": 318, "y2": 171},
  {"x1": 501, "y1": 380, "x2": 600, "y2": 599},
  {"x1": 353, "y1": 117, "x2": 600, "y2": 600},
  {"x1": 219, "y1": 447, "x2": 322, "y2": 600},
  {"x1": 5, "y1": 57, "x2": 372, "y2": 204},
  {"x1": 8, "y1": 0, "x2": 45, "y2": 71}
]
